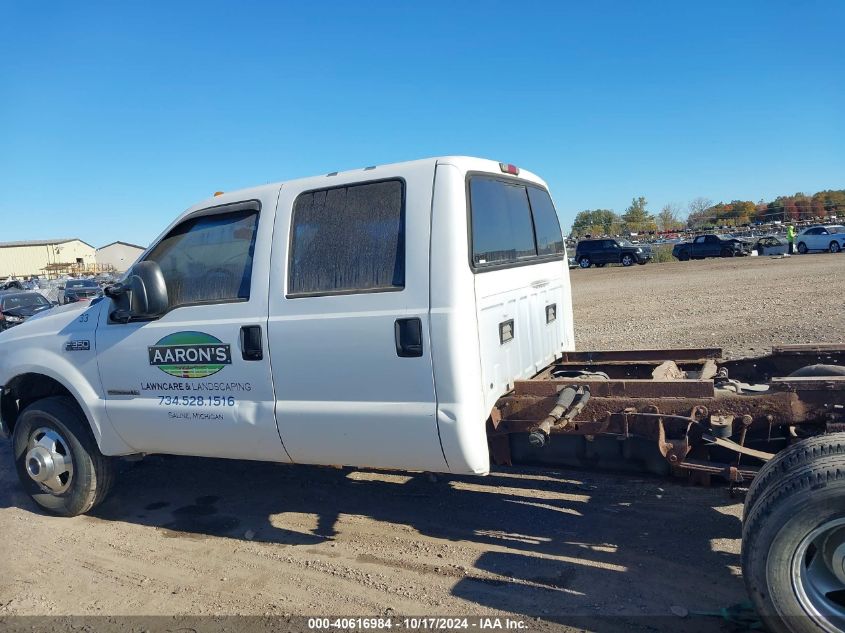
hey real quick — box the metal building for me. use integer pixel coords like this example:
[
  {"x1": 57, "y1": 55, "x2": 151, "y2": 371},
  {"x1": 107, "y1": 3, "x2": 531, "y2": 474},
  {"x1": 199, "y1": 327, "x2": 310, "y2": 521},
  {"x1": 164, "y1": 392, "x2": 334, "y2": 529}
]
[
  {"x1": 95, "y1": 241, "x2": 146, "y2": 273},
  {"x1": 0, "y1": 238, "x2": 97, "y2": 279}
]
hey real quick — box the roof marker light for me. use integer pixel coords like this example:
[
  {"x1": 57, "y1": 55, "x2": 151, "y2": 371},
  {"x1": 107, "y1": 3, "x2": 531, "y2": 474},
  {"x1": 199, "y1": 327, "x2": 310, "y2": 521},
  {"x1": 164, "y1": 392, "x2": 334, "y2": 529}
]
[
  {"x1": 499, "y1": 163, "x2": 520, "y2": 176},
  {"x1": 213, "y1": 191, "x2": 224, "y2": 197}
]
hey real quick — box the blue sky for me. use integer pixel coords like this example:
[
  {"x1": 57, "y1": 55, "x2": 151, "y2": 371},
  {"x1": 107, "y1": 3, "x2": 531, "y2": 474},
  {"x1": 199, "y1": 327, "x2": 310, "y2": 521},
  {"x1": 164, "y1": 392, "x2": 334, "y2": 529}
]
[{"x1": 1, "y1": 1, "x2": 843, "y2": 246}]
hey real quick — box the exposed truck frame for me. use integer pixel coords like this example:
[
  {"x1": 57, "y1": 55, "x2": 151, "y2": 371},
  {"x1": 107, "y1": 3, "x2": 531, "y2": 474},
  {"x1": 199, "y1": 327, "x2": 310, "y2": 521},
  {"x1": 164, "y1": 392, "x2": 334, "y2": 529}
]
[
  {"x1": 488, "y1": 343, "x2": 845, "y2": 483},
  {"x1": 487, "y1": 343, "x2": 845, "y2": 633}
]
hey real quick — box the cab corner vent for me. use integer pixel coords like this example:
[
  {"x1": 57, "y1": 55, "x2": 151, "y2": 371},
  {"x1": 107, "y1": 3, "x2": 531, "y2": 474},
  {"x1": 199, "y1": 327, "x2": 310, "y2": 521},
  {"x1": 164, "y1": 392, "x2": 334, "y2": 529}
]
[{"x1": 499, "y1": 319, "x2": 514, "y2": 344}]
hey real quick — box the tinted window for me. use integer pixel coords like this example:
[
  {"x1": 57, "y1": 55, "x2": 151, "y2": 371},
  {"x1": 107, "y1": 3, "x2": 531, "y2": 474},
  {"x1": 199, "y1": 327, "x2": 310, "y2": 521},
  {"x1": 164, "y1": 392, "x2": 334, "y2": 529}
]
[
  {"x1": 288, "y1": 180, "x2": 405, "y2": 296},
  {"x1": 66, "y1": 279, "x2": 97, "y2": 288},
  {"x1": 145, "y1": 209, "x2": 259, "y2": 309},
  {"x1": 470, "y1": 178, "x2": 537, "y2": 265},
  {"x1": 2, "y1": 293, "x2": 49, "y2": 310},
  {"x1": 526, "y1": 187, "x2": 564, "y2": 255}
]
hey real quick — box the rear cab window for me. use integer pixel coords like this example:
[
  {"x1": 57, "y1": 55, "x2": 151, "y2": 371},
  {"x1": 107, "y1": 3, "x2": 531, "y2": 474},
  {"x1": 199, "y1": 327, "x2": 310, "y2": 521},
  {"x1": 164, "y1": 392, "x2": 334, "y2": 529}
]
[{"x1": 468, "y1": 175, "x2": 564, "y2": 270}]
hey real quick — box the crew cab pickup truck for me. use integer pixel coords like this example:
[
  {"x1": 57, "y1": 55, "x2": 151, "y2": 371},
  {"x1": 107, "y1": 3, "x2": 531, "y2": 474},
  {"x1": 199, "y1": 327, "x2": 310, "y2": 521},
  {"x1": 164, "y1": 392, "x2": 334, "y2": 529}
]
[
  {"x1": 0, "y1": 156, "x2": 573, "y2": 516},
  {"x1": 671, "y1": 234, "x2": 752, "y2": 260}
]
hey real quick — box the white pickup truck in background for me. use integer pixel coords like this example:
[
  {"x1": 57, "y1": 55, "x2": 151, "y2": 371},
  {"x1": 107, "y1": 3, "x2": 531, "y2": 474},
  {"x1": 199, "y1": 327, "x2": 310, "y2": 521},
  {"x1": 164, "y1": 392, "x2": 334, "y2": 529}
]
[{"x1": 0, "y1": 156, "x2": 573, "y2": 517}]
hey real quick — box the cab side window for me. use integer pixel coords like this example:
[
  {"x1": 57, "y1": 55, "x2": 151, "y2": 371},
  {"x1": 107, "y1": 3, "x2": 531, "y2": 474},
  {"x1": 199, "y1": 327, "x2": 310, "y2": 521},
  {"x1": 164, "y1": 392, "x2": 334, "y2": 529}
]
[
  {"x1": 288, "y1": 179, "x2": 405, "y2": 297},
  {"x1": 144, "y1": 208, "x2": 259, "y2": 309}
]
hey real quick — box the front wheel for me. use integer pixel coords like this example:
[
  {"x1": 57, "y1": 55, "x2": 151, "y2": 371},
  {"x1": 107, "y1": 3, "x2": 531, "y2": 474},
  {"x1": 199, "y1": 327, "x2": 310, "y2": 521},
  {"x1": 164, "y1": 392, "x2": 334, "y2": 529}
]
[
  {"x1": 742, "y1": 445, "x2": 845, "y2": 633},
  {"x1": 831, "y1": 241, "x2": 841, "y2": 254},
  {"x1": 578, "y1": 257, "x2": 591, "y2": 268},
  {"x1": 621, "y1": 254, "x2": 634, "y2": 267},
  {"x1": 12, "y1": 396, "x2": 115, "y2": 516},
  {"x1": 798, "y1": 242, "x2": 808, "y2": 254},
  {"x1": 676, "y1": 250, "x2": 690, "y2": 261}
]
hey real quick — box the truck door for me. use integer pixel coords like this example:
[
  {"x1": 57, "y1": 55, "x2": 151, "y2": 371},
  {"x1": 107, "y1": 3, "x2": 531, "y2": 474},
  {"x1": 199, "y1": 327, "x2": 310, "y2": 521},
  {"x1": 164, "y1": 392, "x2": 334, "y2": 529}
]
[
  {"x1": 267, "y1": 166, "x2": 446, "y2": 472},
  {"x1": 94, "y1": 195, "x2": 290, "y2": 462},
  {"x1": 705, "y1": 234, "x2": 721, "y2": 256}
]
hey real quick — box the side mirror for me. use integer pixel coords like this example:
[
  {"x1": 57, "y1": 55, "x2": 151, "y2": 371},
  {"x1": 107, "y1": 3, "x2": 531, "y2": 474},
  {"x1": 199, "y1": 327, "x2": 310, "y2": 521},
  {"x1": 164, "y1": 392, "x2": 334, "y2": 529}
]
[{"x1": 108, "y1": 261, "x2": 168, "y2": 321}]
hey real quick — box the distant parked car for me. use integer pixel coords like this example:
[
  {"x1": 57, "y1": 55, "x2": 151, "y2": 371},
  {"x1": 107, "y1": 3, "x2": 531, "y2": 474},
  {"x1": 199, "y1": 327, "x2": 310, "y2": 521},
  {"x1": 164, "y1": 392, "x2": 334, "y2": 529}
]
[
  {"x1": 672, "y1": 234, "x2": 752, "y2": 261},
  {"x1": 754, "y1": 235, "x2": 789, "y2": 256},
  {"x1": 575, "y1": 238, "x2": 653, "y2": 268},
  {"x1": 0, "y1": 291, "x2": 53, "y2": 330},
  {"x1": 0, "y1": 279, "x2": 24, "y2": 290},
  {"x1": 795, "y1": 225, "x2": 845, "y2": 254},
  {"x1": 60, "y1": 278, "x2": 102, "y2": 304}
]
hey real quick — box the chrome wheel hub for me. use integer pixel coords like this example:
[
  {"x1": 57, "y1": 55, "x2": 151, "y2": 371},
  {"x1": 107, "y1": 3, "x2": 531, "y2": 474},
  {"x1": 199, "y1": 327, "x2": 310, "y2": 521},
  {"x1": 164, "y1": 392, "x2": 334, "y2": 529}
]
[
  {"x1": 25, "y1": 427, "x2": 73, "y2": 494},
  {"x1": 792, "y1": 518, "x2": 845, "y2": 632}
]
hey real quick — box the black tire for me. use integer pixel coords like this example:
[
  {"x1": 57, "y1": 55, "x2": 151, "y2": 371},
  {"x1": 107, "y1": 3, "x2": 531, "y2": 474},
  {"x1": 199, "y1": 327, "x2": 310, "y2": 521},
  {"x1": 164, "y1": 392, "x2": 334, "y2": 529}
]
[
  {"x1": 721, "y1": 248, "x2": 733, "y2": 258},
  {"x1": 742, "y1": 451, "x2": 845, "y2": 633},
  {"x1": 743, "y1": 433, "x2": 845, "y2": 523},
  {"x1": 579, "y1": 256, "x2": 591, "y2": 268},
  {"x1": 830, "y1": 241, "x2": 841, "y2": 254},
  {"x1": 12, "y1": 396, "x2": 115, "y2": 516},
  {"x1": 677, "y1": 249, "x2": 690, "y2": 261},
  {"x1": 797, "y1": 242, "x2": 808, "y2": 254},
  {"x1": 621, "y1": 254, "x2": 634, "y2": 267}
]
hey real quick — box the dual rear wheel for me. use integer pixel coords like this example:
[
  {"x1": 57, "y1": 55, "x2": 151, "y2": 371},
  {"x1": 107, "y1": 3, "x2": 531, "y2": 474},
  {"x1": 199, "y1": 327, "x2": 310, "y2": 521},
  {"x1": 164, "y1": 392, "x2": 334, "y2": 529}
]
[{"x1": 743, "y1": 433, "x2": 845, "y2": 633}]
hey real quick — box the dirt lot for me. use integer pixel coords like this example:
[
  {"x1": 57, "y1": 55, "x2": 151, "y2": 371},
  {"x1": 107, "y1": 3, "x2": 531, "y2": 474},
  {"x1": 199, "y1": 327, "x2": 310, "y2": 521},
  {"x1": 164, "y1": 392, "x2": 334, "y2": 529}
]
[
  {"x1": 1, "y1": 254, "x2": 843, "y2": 631},
  {"x1": 573, "y1": 253, "x2": 845, "y2": 359}
]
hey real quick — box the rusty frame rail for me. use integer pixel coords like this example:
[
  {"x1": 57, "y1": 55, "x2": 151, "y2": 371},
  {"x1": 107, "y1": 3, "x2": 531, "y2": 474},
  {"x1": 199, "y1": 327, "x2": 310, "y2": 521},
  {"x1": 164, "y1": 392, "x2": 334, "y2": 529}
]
[{"x1": 490, "y1": 344, "x2": 845, "y2": 482}]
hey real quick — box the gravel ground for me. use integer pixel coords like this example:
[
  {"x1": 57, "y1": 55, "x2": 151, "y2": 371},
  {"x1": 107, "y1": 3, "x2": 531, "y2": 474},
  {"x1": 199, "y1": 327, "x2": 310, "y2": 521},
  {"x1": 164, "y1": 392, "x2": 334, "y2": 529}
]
[
  {"x1": 3, "y1": 254, "x2": 842, "y2": 631},
  {"x1": 572, "y1": 252, "x2": 845, "y2": 359}
]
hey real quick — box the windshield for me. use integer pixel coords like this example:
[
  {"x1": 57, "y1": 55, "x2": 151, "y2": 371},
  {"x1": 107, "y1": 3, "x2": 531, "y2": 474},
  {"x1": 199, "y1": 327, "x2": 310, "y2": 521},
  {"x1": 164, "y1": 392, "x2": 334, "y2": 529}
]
[
  {"x1": 1, "y1": 293, "x2": 50, "y2": 310},
  {"x1": 66, "y1": 279, "x2": 97, "y2": 288},
  {"x1": 616, "y1": 239, "x2": 634, "y2": 247},
  {"x1": 828, "y1": 226, "x2": 844, "y2": 234}
]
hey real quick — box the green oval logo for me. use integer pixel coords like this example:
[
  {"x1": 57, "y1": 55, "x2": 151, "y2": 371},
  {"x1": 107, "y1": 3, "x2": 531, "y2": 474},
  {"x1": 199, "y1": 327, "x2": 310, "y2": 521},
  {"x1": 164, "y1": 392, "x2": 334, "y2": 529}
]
[{"x1": 148, "y1": 331, "x2": 232, "y2": 378}]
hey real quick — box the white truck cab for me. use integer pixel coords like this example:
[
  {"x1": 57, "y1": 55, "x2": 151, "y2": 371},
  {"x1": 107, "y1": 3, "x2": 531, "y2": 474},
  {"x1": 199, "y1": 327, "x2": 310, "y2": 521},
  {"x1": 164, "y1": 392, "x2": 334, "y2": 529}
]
[{"x1": 0, "y1": 156, "x2": 574, "y2": 516}]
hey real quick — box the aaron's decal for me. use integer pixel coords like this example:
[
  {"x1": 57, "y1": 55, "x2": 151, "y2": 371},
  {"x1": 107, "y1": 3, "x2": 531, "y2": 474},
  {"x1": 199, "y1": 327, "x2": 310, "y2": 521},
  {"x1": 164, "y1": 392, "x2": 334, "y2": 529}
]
[{"x1": 148, "y1": 331, "x2": 232, "y2": 378}]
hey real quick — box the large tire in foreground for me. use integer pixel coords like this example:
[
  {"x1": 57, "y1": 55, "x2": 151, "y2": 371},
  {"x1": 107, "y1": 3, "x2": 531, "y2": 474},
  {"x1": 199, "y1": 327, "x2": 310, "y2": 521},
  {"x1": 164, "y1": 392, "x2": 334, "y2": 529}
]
[
  {"x1": 742, "y1": 450, "x2": 845, "y2": 633},
  {"x1": 12, "y1": 396, "x2": 115, "y2": 516},
  {"x1": 743, "y1": 433, "x2": 845, "y2": 523}
]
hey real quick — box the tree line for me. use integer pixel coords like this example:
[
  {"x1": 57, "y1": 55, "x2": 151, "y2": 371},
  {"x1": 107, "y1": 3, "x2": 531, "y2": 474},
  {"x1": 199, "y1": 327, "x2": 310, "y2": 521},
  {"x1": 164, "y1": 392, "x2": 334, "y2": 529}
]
[{"x1": 570, "y1": 189, "x2": 845, "y2": 237}]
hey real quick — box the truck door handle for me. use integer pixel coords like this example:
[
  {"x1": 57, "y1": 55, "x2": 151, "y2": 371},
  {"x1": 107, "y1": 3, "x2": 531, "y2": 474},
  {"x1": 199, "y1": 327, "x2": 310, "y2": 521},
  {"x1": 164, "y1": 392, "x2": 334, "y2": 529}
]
[
  {"x1": 240, "y1": 325, "x2": 263, "y2": 361},
  {"x1": 394, "y1": 318, "x2": 423, "y2": 358}
]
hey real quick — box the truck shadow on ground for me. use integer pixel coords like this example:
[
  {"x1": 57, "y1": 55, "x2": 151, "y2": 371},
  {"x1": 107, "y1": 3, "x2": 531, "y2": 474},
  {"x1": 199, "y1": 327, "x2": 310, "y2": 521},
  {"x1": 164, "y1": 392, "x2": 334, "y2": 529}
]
[{"x1": 2, "y1": 452, "x2": 744, "y2": 630}]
